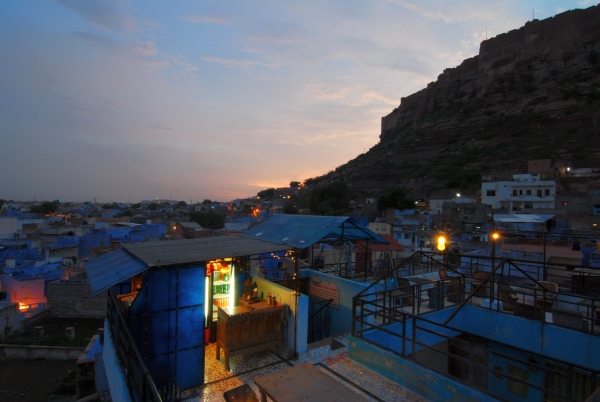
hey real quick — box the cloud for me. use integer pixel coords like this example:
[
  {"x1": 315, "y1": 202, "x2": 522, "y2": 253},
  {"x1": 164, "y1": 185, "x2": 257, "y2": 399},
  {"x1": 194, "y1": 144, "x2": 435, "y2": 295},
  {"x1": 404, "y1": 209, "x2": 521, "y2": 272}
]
[
  {"x1": 150, "y1": 124, "x2": 175, "y2": 131},
  {"x1": 180, "y1": 14, "x2": 228, "y2": 25},
  {"x1": 169, "y1": 55, "x2": 199, "y2": 72},
  {"x1": 55, "y1": 0, "x2": 136, "y2": 35},
  {"x1": 201, "y1": 56, "x2": 273, "y2": 70}
]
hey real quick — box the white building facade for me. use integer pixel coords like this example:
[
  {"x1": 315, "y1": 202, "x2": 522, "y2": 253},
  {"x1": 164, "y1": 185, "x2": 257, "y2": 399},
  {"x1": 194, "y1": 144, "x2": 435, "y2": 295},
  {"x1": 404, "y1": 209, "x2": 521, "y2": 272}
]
[{"x1": 481, "y1": 174, "x2": 555, "y2": 211}]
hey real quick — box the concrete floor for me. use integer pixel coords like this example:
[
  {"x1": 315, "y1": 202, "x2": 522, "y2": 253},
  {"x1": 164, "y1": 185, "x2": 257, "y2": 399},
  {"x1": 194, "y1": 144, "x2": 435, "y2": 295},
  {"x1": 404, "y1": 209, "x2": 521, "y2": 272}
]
[{"x1": 182, "y1": 335, "x2": 426, "y2": 402}]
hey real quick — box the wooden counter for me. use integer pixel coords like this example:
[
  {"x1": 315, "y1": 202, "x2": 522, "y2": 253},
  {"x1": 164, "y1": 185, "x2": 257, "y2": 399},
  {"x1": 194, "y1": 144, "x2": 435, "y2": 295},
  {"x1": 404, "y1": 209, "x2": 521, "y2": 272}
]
[{"x1": 216, "y1": 301, "x2": 283, "y2": 371}]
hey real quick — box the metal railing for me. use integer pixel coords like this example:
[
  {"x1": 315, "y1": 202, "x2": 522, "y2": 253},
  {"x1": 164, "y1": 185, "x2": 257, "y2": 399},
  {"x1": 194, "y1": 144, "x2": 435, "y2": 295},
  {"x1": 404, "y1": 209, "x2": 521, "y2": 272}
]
[
  {"x1": 106, "y1": 288, "x2": 162, "y2": 402},
  {"x1": 352, "y1": 284, "x2": 600, "y2": 401}
]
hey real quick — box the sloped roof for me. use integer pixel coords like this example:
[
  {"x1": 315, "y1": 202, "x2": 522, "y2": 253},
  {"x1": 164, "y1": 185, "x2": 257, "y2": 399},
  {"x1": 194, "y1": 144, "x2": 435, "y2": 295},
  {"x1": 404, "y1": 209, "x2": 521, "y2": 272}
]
[
  {"x1": 122, "y1": 236, "x2": 289, "y2": 268},
  {"x1": 242, "y1": 214, "x2": 389, "y2": 249},
  {"x1": 85, "y1": 248, "x2": 147, "y2": 295},
  {"x1": 355, "y1": 234, "x2": 406, "y2": 252},
  {"x1": 180, "y1": 222, "x2": 203, "y2": 230},
  {"x1": 85, "y1": 236, "x2": 290, "y2": 295}
]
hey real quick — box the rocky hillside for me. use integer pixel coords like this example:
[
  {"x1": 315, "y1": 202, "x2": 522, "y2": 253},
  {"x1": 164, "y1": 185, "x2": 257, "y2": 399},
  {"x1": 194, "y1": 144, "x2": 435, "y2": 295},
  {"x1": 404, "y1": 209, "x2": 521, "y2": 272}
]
[{"x1": 307, "y1": 5, "x2": 600, "y2": 201}]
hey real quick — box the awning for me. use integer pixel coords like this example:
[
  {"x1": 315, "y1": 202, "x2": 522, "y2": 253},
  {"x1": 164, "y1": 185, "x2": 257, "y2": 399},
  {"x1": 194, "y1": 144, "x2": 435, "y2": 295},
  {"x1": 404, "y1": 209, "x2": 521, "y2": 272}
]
[{"x1": 85, "y1": 248, "x2": 147, "y2": 296}]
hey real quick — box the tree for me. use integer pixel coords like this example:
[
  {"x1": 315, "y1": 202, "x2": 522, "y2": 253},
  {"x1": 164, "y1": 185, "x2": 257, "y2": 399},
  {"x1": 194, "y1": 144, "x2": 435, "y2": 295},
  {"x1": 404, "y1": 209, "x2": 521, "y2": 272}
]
[
  {"x1": 290, "y1": 181, "x2": 300, "y2": 188},
  {"x1": 189, "y1": 210, "x2": 225, "y2": 229},
  {"x1": 118, "y1": 209, "x2": 133, "y2": 217},
  {"x1": 308, "y1": 181, "x2": 350, "y2": 215},
  {"x1": 31, "y1": 200, "x2": 60, "y2": 214},
  {"x1": 131, "y1": 203, "x2": 142, "y2": 209},
  {"x1": 283, "y1": 201, "x2": 299, "y2": 214},
  {"x1": 201, "y1": 199, "x2": 212, "y2": 205},
  {"x1": 146, "y1": 203, "x2": 158, "y2": 211},
  {"x1": 176, "y1": 201, "x2": 187, "y2": 208},
  {"x1": 257, "y1": 188, "x2": 276, "y2": 200},
  {"x1": 377, "y1": 186, "x2": 413, "y2": 212}
]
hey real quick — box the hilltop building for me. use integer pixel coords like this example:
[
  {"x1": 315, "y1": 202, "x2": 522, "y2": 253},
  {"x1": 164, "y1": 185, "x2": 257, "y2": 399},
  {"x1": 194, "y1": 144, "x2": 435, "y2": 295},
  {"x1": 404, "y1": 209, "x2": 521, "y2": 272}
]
[{"x1": 482, "y1": 174, "x2": 556, "y2": 212}]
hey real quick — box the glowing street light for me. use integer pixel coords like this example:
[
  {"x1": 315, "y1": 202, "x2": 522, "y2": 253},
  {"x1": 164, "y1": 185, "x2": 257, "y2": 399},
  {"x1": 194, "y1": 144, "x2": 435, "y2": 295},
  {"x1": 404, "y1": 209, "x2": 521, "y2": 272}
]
[{"x1": 437, "y1": 236, "x2": 446, "y2": 251}]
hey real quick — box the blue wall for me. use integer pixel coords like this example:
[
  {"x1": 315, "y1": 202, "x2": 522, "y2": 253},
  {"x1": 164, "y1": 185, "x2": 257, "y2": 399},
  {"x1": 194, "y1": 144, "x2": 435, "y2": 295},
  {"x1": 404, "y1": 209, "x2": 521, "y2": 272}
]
[
  {"x1": 349, "y1": 335, "x2": 498, "y2": 402},
  {"x1": 129, "y1": 265, "x2": 206, "y2": 390},
  {"x1": 362, "y1": 308, "x2": 461, "y2": 355},
  {"x1": 449, "y1": 305, "x2": 600, "y2": 370},
  {"x1": 487, "y1": 342, "x2": 544, "y2": 402},
  {"x1": 300, "y1": 269, "x2": 373, "y2": 336}
]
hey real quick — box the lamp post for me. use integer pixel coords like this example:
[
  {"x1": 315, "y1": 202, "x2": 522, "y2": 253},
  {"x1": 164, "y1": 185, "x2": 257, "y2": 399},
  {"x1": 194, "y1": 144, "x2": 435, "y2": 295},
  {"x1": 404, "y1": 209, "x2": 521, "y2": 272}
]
[{"x1": 491, "y1": 231, "x2": 500, "y2": 272}]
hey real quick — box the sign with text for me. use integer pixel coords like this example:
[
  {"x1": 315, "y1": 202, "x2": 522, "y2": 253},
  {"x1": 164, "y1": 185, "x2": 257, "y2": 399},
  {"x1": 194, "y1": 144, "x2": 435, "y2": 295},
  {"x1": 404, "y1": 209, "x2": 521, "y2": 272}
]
[{"x1": 309, "y1": 275, "x2": 339, "y2": 309}]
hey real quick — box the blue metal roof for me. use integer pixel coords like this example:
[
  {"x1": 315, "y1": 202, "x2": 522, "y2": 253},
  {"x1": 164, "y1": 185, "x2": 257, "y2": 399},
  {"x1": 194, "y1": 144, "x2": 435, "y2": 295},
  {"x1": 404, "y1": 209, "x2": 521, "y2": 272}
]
[
  {"x1": 85, "y1": 248, "x2": 147, "y2": 295},
  {"x1": 242, "y1": 214, "x2": 389, "y2": 248}
]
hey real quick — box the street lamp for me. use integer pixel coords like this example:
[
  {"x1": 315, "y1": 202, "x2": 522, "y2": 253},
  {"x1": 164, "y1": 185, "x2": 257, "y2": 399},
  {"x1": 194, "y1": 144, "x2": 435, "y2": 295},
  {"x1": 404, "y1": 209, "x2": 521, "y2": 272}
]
[
  {"x1": 437, "y1": 236, "x2": 446, "y2": 251},
  {"x1": 437, "y1": 235, "x2": 447, "y2": 268},
  {"x1": 491, "y1": 231, "x2": 500, "y2": 270}
]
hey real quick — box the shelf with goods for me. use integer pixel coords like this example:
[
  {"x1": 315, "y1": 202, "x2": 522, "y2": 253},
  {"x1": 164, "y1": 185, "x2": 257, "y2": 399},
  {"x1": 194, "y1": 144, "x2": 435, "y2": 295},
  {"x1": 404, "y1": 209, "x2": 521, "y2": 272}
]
[{"x1": 210, "y1": 265, "x2": 235, "y2": 316}]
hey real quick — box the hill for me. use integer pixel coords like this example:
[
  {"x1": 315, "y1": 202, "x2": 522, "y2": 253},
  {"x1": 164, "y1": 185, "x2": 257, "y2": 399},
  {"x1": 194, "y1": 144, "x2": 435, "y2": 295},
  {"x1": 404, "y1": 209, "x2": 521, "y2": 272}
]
[{"x1": 301, "y1": 5, "x2": 600, "y2": 206}]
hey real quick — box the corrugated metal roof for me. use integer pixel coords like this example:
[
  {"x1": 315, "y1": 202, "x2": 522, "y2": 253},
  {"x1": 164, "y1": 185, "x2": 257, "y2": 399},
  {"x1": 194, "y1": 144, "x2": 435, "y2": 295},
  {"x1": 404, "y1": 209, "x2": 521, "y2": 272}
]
[
  {"x1": 180, "y1": 222, "x2": 203, "y2": 229},
  {"x1": 488, "y1": 214, "x2": 555, "y2": 223},
  {"x1": 242, "y1": 214, "x2": 389, "y2": 248},
  {"x1": 85, "y1": 248, "x2": 147, "y2": 295},
  {"x1": 355, "y1": 234, "x2": 406, "y2": 252},
  {"x1": 121, "y1": 235, "x2": 290, "y2": 268}
]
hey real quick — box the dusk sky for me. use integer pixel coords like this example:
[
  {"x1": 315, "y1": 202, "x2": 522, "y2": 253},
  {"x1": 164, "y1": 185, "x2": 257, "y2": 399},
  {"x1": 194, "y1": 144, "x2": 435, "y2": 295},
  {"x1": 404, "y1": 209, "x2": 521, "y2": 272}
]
[{"x1": 0, "y1": 1, "x2": 593, "y2": 203}]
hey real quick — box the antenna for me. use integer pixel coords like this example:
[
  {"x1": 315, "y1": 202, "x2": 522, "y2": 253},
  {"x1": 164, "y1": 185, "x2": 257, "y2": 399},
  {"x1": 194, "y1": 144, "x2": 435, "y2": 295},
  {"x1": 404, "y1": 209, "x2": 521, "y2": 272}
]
[
  {"x1": 532, "y1": 9, "x2": 534, "y2": 20},
  {"x1": 486, "y1": 27, "x2": 487, "y2": 40}
]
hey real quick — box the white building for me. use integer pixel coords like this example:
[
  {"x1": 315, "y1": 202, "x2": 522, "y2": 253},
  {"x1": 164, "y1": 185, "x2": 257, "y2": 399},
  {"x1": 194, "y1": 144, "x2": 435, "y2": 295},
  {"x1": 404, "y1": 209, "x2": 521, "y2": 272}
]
[{"x1": 481, "y1": 174, "x2": 555, "y2": 211}]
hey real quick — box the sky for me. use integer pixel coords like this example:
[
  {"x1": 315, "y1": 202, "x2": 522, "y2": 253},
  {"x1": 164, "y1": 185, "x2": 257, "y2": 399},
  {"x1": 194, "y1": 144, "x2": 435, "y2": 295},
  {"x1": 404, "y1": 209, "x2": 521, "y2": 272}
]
[{"x1": 0, "y1": 1, "x2": 595, "y2": 204}]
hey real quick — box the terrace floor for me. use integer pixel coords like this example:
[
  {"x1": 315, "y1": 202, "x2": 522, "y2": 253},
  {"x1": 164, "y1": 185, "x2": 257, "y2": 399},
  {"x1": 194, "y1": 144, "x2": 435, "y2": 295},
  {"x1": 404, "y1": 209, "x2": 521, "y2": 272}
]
[{"x1": 182, "y1": 334, "x2": 426, "y2": 402}]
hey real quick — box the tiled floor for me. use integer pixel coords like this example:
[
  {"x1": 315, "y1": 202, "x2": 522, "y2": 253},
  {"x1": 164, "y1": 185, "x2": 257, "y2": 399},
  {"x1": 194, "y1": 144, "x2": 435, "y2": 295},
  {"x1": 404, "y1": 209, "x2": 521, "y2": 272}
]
[{"x1": 181, "y1": 335, "x2": 426, "y2": 402}]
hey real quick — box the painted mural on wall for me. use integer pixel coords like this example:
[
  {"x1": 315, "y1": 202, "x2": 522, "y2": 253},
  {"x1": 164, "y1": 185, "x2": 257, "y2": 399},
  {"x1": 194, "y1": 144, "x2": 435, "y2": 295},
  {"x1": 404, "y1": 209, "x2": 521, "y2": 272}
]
[{"x1": 309, "y1": 274, "x2": 339, "y2": 309}]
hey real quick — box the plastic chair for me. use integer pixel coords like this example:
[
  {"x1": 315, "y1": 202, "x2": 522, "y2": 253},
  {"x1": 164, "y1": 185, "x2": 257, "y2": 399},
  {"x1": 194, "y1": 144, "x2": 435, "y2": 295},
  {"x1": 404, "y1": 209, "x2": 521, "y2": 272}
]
[
  {"x1": 535, "y1": 281, "x2": 558, "y2": 309},
  {"x1": 472, "y1": 271, "x2": 490, "y2": 297},
  {"x1": 393, "y1": 278, "x2": 414, "y2": 306},
  {"x1": 498, "y1": 281, "x2": 518, "y2": 311}
]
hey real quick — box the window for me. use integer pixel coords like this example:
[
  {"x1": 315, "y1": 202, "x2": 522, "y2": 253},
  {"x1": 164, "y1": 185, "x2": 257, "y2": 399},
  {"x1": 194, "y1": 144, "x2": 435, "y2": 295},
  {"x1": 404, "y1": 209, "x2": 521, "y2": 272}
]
[
  {"x1": 526, "y1": 190, "x2": 531, "y2": 195},
  {"x1": 563, "y1": 201, "x2": 568, "y2": 206},
  {"x1": 487, "y1": 190, "x2": 496, "y2": 196},
  {"x1": 545, "y1": 189, "x2": 550, "y2": 196},
  {"x1": 537, "y1": 189, "x2": 542, "y2": 197},
  {"x1": 512, "y1": 190, "x2": 517, "y2": 196},
  {"x1": 519, "y1": 190, "x2": 523, "y2": 195},
  {"x1": 405, "y1": 234, "x2": 411, "y2": 239}
]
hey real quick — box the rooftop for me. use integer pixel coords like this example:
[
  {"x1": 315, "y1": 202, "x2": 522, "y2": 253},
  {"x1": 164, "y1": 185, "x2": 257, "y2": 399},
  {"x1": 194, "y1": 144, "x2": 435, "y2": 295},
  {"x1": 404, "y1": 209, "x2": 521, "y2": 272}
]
[{"x1": 182, "y1": 335, "x2": 425, "y2": 402}]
